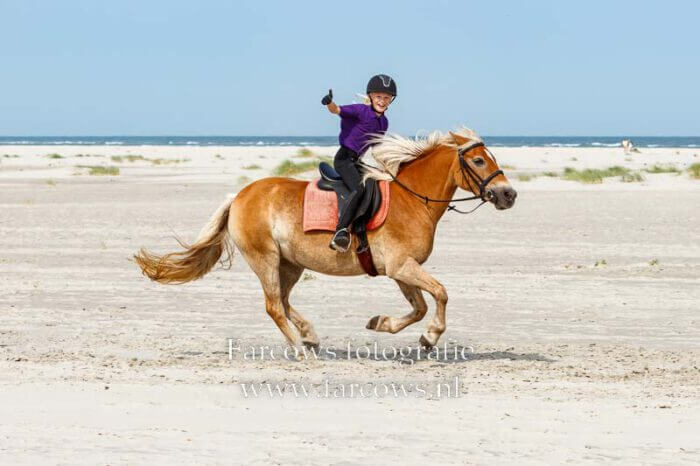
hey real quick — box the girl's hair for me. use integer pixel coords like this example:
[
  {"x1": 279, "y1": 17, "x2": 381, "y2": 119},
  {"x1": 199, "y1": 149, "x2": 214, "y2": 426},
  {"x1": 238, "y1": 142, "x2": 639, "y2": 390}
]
[{"x1": 355, "y1": 93, "x2": 371, "y2": 105}]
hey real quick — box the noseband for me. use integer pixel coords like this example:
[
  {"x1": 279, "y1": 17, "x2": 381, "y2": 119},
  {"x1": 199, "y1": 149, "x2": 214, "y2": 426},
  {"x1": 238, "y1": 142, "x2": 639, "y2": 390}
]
[{"x1": 363, "y1": 141, "x2": 503, "y2": 215}]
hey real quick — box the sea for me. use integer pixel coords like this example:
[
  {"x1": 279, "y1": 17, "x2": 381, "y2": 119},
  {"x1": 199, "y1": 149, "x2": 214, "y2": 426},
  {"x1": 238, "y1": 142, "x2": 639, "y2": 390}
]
[{"x1": 0, "y1": 136, "x2": 698, "y2": 148}]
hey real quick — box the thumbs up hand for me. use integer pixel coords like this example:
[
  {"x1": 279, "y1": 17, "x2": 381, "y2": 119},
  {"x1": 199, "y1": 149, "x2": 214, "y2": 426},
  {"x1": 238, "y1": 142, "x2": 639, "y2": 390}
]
[{"x1": 321, "y1": 89, "x2": 333, "y2": 105}]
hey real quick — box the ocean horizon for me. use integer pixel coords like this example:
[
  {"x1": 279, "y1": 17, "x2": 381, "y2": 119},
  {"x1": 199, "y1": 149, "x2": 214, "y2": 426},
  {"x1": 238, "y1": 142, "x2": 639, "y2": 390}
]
[{"x1": 0, "y1": 136, "x2": 698, "y2": 148}]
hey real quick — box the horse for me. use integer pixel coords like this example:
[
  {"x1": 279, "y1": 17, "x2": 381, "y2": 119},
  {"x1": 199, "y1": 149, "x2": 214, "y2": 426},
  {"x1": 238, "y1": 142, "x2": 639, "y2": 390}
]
[{"x1": 134, "y1": 128, "x2": 516, "y2": 350}]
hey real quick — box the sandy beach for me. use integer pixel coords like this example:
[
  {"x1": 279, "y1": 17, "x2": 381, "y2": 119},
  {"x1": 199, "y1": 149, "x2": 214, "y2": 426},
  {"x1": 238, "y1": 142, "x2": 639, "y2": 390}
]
[{"x1": 1, "y1": 143, "x2": 699, "y2": 464}]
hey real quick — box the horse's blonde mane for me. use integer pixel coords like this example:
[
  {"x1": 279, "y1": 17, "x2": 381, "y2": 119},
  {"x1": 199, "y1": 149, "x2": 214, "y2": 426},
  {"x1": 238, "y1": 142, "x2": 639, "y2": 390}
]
[{"x1": 363, "y1": 127, "x2": 482, "y2": 181}]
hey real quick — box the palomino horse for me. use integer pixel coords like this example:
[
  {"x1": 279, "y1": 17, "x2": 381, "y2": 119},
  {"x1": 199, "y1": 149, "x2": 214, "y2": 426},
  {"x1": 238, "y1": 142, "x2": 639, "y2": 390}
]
[{"x1": 134, "y1": 128, "x2": 516, "y2": 349}]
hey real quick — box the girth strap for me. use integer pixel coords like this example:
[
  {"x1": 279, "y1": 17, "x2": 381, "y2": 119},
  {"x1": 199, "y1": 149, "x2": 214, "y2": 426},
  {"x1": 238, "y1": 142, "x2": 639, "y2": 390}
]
[{"x1": 355, "y1": 228, "x2": 378, "y2": 276}]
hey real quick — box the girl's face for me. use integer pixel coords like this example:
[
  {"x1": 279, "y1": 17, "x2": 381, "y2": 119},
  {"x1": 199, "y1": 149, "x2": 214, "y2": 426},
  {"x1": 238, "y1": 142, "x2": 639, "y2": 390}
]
[{"x1": 369, "y1": 92, "x2": 393, "y2": 113}]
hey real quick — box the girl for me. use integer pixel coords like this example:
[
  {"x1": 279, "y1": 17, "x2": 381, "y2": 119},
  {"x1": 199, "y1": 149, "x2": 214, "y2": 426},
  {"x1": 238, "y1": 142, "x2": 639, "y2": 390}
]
[{"x1": 321, "y1": 74, "x2": 397, "y2": 252}]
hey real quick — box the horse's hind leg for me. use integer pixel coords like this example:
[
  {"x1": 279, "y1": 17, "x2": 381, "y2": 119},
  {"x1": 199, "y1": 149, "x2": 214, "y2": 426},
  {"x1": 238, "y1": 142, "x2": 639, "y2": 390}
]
[
  {"x1": 366, "y1": 280, "x2": 428, "y2": 334},
  {"x1": 242, "y1": 249, "x2": 300, "y2": 347},
  {"x1": 279, "y1": 261, "x2": 320, "y2": 349}
]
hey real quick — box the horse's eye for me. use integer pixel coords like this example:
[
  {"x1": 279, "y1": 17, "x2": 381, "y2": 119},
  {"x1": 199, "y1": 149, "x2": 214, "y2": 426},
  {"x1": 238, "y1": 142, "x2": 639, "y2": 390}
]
[{"x1": 473, "y1": 158, "x2": 485, "y2": 167}]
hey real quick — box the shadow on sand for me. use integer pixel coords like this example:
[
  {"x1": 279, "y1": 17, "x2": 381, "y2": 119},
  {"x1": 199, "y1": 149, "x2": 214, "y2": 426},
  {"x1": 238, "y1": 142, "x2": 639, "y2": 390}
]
[
  {"x1": 218, "y1": 342, "x2": 556, "y2": 364},
  {"x1": 307, "y1": 345, "x2": 555, "y2": 364}
]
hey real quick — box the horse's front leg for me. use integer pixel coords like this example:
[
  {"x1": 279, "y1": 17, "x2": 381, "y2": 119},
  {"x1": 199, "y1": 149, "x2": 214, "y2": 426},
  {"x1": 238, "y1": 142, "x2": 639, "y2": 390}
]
[
  {"x1": 385, "y1": 257, "x2": 448, "y2": 348},
  {"x1": 366, "y1": 280, "x2": 428, "y2": 334}
]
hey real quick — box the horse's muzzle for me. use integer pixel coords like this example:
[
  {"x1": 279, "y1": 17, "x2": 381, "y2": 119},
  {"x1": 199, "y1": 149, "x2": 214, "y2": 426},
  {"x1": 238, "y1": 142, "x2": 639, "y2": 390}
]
[{"x1": 487, "y1": 186, "x2": 517, "y2": 210}]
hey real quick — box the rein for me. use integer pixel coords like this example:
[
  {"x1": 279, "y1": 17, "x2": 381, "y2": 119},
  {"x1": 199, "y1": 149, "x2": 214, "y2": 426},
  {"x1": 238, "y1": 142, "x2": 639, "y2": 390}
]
[{"x1": 358, "y1": 142, "x2": 503, "y2": 215}]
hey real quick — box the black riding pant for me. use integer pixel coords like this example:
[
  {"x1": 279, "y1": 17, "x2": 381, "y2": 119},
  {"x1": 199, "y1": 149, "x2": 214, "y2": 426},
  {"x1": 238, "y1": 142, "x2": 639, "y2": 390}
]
[{"x1": 333, "y1": 146, "x2": 364, "y2": 231}]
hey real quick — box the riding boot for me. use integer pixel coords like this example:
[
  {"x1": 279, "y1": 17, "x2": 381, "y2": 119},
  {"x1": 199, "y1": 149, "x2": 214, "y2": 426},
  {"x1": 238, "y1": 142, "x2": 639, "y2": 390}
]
[
  {"x1": 336, "y1": 189, "x2": 362, "y2": 231},
  {"x1": 329, "y1": 189, "x2": 362, "y2": 252}
]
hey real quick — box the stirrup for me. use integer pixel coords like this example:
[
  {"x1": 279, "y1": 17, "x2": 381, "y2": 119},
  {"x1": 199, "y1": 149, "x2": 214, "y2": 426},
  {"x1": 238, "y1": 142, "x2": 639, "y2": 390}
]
[{"x1": 329, "y1": 228, "x2": 351, "y2": 253}]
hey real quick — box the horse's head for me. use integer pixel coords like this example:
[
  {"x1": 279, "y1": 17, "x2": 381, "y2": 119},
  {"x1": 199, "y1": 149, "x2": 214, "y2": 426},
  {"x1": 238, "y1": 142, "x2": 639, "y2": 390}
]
[{"x1": 449, "y1": 131, "x2": 517, "y2": 210}]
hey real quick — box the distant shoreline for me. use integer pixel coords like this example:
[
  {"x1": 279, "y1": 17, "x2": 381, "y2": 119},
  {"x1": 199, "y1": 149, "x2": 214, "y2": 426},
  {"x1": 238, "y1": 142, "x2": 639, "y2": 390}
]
[{"x1": 0, "y1": 136, "x2": 699, "y2": 148}]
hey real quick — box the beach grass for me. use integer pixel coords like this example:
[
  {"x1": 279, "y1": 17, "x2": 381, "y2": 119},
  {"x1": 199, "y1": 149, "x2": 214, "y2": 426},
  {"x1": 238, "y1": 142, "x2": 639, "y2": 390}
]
[
  {"x1": 644, "y1": 164, "x2": 680, "y2": 174},
  {"x1": 295, "y1": 148, "x2": 314, "y2": 158},
  {"x1": 46, "y1": 153, "x2": 64, "y2": 159},
  {"x1": 90, "y1": 166, "x2": 120, "y2": 176},
  {"x1": 687, "y1": 163, "x2": 700, "y2": 179},
  {"x1": 109, "y1": 154, "x2": 186, "y2": 165},
  {"x1": 563, "y1": 166, "x2": 629, "y2": 184},
  {"x1": 242, "y1": 164, "x2": 262, "y2": 170},
  {"x1": 273, "y1": 159, "x2": 320, "y2": 176},
  {"x1": 517, "y1": 174, "x2": 533, "y2": 182},
  {"x1": 501, "y1": 164, "x2": 516, "y2": 170},
  {"x1": 111, "y1": 155, "x2": 146, "y2": 163},
  {"x1": 542, "y1": 171, "x2": 559, "y2": 177},
  {"x1": 150, "y1": 158, "x2": 190, "y2": 165},
  {"x1": 76, "y1": 165, "x2": 120, "y2": 176},
  {"x1": 621, "y1": 172, "x2": 645, "y2": 183}
]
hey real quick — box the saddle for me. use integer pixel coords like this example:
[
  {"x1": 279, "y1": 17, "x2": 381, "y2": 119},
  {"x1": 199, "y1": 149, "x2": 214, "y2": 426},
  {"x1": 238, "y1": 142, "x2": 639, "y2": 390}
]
[{"x1": 302, "y1": 162, "x2": 391, "y2": 276}]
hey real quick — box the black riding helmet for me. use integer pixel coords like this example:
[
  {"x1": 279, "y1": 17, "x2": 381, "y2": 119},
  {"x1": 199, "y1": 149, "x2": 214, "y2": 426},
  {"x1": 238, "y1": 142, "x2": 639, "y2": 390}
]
[{"x1": 366, "y1": 74, "x2": 397, "y2": 98}]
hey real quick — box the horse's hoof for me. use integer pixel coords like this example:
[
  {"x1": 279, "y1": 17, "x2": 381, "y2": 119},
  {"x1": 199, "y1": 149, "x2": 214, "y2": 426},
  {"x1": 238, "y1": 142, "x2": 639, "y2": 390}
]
[
  {"x1": 419, "y1": 335, "x2": 434, "y2": 349},
  {"x1": 366, "y1": 315, "x2": 380, "y2": 330},
  {"x1": 302, "y1": 340, "x2": 320, "y2": 351}
]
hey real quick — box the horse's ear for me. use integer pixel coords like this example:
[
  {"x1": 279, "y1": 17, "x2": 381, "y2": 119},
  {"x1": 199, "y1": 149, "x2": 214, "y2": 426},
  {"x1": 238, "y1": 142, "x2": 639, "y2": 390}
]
[{"x1": 449, "y1": 131, "x2": 470, "y2": 146}]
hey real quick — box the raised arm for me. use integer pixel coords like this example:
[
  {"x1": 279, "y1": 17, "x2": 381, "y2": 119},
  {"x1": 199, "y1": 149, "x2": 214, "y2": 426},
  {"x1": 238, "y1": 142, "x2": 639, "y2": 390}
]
[{"x1": 321, "y1": 89, "x2": 340, "y2": 115}]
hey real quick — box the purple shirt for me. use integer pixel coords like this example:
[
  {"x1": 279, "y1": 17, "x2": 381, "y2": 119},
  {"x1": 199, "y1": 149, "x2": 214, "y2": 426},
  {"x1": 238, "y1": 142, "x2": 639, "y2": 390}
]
[{"x1": 338, "y1": 104, "x2": 389, "y2": 156}]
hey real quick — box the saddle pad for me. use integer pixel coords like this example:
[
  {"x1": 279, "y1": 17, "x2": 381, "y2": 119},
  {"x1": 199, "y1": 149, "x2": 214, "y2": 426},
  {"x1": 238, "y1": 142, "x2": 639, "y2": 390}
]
[{"x1": 303, "y1": 179, "x2": 390, "y2": 232}]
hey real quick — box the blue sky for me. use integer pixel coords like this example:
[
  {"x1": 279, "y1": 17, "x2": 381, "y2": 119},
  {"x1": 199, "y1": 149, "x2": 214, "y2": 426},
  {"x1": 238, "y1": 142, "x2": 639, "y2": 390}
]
[{"x1": 1, "y1": 0, "x2": 698, "y2": 136}]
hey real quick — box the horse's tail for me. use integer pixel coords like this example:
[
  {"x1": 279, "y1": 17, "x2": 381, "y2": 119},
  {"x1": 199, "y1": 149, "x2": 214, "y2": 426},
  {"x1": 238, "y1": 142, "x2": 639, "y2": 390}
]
[{"x1": 134, "y1": 197, "x2": 234, "y2": 284}]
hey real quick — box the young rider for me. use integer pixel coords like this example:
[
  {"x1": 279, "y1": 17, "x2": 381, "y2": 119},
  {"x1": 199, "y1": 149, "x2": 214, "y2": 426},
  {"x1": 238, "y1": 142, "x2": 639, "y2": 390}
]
[{"x1": 321, "y1": 74, "x2": 397, "y2": 252}]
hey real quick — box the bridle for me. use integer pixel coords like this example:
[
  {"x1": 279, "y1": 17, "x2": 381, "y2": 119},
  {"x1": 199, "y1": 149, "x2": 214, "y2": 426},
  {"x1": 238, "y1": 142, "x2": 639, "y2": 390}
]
[
  {"x1": 360, "y1": 141, "x2": 503, "y2": 215},
  {"x1": 456, "y1": 141, "x2": 504, "y2": 204}
]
